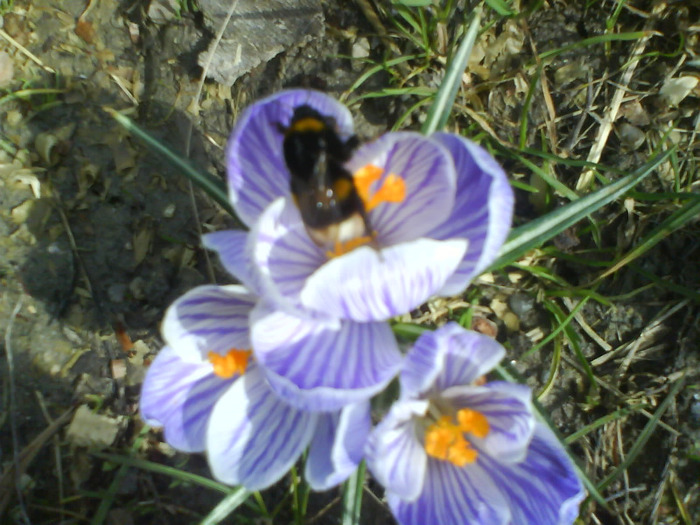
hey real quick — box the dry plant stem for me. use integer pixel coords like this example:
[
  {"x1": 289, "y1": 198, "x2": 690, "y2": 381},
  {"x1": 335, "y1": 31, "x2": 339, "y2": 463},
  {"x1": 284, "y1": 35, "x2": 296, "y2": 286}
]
[
  {"x1": 577, "y1": 5, "x2": 666, "y2": 190},
  {"x1": 182, "y1": 0, "x2": 242, "y2": 285},
  {"x1": 0, "y1": 408, "x2": 74, "y2": 517},
  {"x1": 562, "y1": 297, "x2": 613, "y2": 353},
  {"x1": 2, "y1": 296, "x2": 29, "y2": 523},
  {"x1": 0, "y1": 28, "x2": 56, "y2": 73},
  {"x1": 522, "y1": 21, "x2": 559, "y2": 153},
  {"x1": 560, "y1": 353, "x2": 681, "y2": 438},
  {"x1": 354, "y1": 0, "x2": 408, "y2": 74},
  {"x1": 35, "y1": 390, "x2": 65, "y2": 523},
  {"x1": 590, "y1": 299, "x2": 689, "y2": 368},
  {"x1": 564, "y1": 79, "x2": 595, "y2": 153},
  {"x1": 460, "y1": 104, "x2": 517, "y2": 148}
]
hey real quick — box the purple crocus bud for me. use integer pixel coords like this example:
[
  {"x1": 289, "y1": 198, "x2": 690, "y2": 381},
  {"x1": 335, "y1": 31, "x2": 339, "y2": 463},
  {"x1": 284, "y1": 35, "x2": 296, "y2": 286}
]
[
  {"x1": 140, "y1": 284, "x2": 369, "y2": 490},
  {"x1": 365, "y1": 323, "x2": 585, "y2": 525}
]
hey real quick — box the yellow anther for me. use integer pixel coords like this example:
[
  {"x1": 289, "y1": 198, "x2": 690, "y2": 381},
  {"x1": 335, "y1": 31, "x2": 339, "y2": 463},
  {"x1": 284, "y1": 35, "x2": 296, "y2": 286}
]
[
  {"x1": 208, "y1": 349, "x2": 251, "y2": 379},
  {"x1": 457, "y1": 408, "x2": 490, "y2": 439},
  {"x1": 353, "y1": 164, "x2": 383, "y2": 203},
  {"x1": 424, "y1": 409, "x2": 490, "y2": 467},
  {"x1": 353, "y1": 164, "x2": 406, "y2": 212}
]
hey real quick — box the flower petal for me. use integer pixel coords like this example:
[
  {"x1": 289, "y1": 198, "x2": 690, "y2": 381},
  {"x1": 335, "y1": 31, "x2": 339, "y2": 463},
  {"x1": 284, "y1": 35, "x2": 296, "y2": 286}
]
[
  {"x1": 140, "y1": 346, "x2": 231, "y2": 452},
  {"x1": 251, "y1": 197, "x2": 326, "y2": 309},
  {"x1": 250, "y1": 301, "x2": 402, "y2": 411},
  {"x1": 444, "y1": 382, "x2": 534, "y2": 464},
  {"x1": 366, "y1": 399, "x2": 429, "y2": 501},
  {"x1": 386, "y1": 459, "x2": 511, "y2": 525},
  {"x1": 227, "y1": 89, "x2": 354, "y2": 226},
  {"x1": 386, "y1": 423, "x2": 583, "y2": 525},
  {"x1": 473, "y1": 423, "x2": 585, "y2": 524},
  {"x1": 305, "y1": 402, "x2": 371, "y2": 491},
  {"x1": 402, "y1": 323, "x2": 505, "y2": 397},
  {"x1": 429, "y1": 133, "x2": 514, "y2": 295},
  {"x1": 202, "y1": 230, "x2": 262, "y2": 294},
  {"x1": 347, "y1": 132, "x2": 456, "y2": 245},
  {"x1": 301, "y1": 239, "x2": 467, "y2": 322},
  {"x1": 162, "y1": 285, "x2": 256, "y2": 361},
  {"x1": 206, "y1": 365, "x2": 318, "y2": 490}
]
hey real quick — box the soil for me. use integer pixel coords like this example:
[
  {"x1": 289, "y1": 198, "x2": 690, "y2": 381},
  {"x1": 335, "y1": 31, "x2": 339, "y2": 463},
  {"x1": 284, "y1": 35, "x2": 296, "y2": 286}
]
[{"x1": 0, "y1": 1, "x2": 698, "y2": 524}]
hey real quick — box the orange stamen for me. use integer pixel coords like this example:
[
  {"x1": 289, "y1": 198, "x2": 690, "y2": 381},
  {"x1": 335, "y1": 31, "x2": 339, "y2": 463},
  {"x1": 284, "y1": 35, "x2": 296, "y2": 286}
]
[
  {"x1": 353, "y1": 164, "x2": 406, "y2": 212},
  {"x1": 325, "y1": 233, "x2": 375, "y2": 259},
  {"x1": 424, "y1": 409, "x2": 490, "y2": 467},
  {"x1": 457, "y1": 408, "x2": 490, "y2": 438},
  {"x1": 208, "y1": 349, "x2": 251, "y2": 379}
]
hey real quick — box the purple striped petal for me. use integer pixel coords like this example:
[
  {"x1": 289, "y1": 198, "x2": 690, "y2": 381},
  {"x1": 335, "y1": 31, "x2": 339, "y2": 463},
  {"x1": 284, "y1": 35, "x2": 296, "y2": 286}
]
[
  {"x1": 366, "y1": 399, "x2": 429, "y2": 501},
  {"x1": 227, "y1": 89, "x2": 354, "y2": 227},
  {"x1": 444, "y1": 382, "x2": 534, "y2": 464},
  {"x1": 346, "y1": 133, "x2": 456, "y2": 245},
  {"x1": 250, "y1": 301, "x2": 402, "y2": 411},
  {"x1": 206, "y1": 365, "x2": 318, "y2": 490},
  {"x1": 469, "y1": 423, "x2": 585, "y2": 524},
  {"x1": 429, "y1": 133, "x2": 514, "y2": 295},
  {"x1": 387, "y1": 458, "x2": 510, "y2": 525},
  {"x1": 403, "y1": 324, "x2": 505, "y2": 397},
  {"x1": 305, "y1": 402, "x2": 371, "y2": 490},
  {"x1": 301, "y1": 239, "x2": 467, "y2": 322},
  {"x1": 250, "y1": 197, "x2": 326, "y2": 310},
  {"x1": 202, "y1": 230, "x2": 262, "y2": 294},
  {"x1": 162, "y1": 285, "x2": 256, "y2": 361},
  {"x1": 140, "y1": 346, "x2": 232, "y2": 453}
]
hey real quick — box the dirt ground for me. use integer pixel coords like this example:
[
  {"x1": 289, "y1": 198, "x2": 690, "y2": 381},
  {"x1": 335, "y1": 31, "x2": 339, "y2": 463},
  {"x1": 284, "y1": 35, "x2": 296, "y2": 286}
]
[{"x1": 0, "y1": 1, "x2": 698, "y2": 524}]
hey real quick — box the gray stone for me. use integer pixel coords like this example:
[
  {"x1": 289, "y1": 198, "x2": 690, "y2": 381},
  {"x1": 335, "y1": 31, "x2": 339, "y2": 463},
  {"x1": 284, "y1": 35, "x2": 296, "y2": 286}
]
[{"x1": 198, "y1": 0, "x2": 324, "y2": 86}]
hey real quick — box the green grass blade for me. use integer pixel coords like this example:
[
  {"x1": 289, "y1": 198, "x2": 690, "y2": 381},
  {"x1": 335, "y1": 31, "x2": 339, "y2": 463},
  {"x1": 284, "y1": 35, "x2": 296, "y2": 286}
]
[
  {"x1": 485, "y1": 0, "x2": 515, "y2": 16},
  {"x1": 564, "y1": 405, "x2": 648, "y2": 445},
  {"x1": 91, "y1": 451, "x2": 233, "y2": 494},
  {"x1": 421, "y1": 6, "x2": 482, "y2": 134},
  {"x1": 596, "y1": 377, "x2": 685, "y2": 491},
  {"x1": 199, "y1": 487, "x2": 252, "y2": 525},
  {"x1": 487, "y1": 148, "x2": 675, "y2": 271},
  {"x1": 538, "y1": 32, "x2": 648, "y2": 61},
  {"x1": 103, "y1": 106, "x2": 236, "y2": 217},
  {"x1": 341, "y1": 462, "x2": 366, "y2": 525},
  {"x1": 596, "y1": 196, "x2": 700, "y2": 281}
]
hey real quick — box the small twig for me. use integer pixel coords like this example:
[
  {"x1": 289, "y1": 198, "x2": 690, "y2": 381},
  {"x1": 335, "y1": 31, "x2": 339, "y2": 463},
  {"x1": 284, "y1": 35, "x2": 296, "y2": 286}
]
[
  {"x1": 182, "y1": 0, "x2": 242, "y2": 285},
  {"x1": 562, "y1": 296, "x2": 612, "y2": 353},
  {"x1": 564, "y1": 77, "x2": 595, "y2": 153},
  {"x1": 0, "y1": 29, "x2": 55, "y2": 74},
  {"x1": 522, "y1": 21, "x2": 559, "y2": 153},
  {"x1": 576, "y1": 5, "x2": 666, "y2": 190}
]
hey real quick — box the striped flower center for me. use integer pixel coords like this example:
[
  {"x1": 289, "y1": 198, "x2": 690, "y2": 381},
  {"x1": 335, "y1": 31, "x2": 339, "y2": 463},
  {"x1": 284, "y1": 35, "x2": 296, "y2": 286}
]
[
  {"x1": 424, "y1": 408, "x2": 490, "y2": 466},
  {"x1": 208, "y1": 349, "x2": 252, "y2": 379},
  {"x1": 353, "y1": 164, "x2": 406, "y2": 212}
]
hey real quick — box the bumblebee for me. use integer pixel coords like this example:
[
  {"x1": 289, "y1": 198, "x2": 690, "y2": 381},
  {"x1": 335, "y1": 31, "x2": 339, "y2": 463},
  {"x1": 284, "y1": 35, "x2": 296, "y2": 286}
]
[{"x1": 280, "y1": 104, "x2": 371, "y2": 249}]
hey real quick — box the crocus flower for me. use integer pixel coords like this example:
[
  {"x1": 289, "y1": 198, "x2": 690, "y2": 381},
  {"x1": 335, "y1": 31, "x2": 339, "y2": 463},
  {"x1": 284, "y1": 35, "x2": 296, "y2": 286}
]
[
  {"x1": 365, "y1": 323, "x2": 585, "y2": 525},
  {"x1": 204, "y1": 89, "x2": 513, "y2": 410},
  {"x1": 140, "y1": 284, "x2": 370, "y2": 490}
]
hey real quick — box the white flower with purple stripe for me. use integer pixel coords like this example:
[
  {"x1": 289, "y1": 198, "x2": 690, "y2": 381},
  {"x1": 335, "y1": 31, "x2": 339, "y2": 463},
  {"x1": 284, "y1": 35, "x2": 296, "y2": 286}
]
[
  {"x1": 140, "y1": 284, "x2": 370, "y2": 490},
  {"x1": 218, "y1": 89, "x2": 513, "y2": 323},
  {"x1": 203, "y1": 89, "x2": 513, "y2": 410},
  {"x1": 365, "y1": 323, "x2": 585, "y2": 525}
]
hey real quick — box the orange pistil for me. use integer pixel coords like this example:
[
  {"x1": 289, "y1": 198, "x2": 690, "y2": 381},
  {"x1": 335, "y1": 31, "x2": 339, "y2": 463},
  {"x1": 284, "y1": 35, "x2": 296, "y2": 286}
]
[
  {"x1": 208, "y1": 349, "x2": 252, "y2": 379},
  {"x1": 424, "y1": 409, "x2": 490, "y2": 466},
  {"x1": 353, "y1": 164, "x2": 406, "y2": 212}
]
